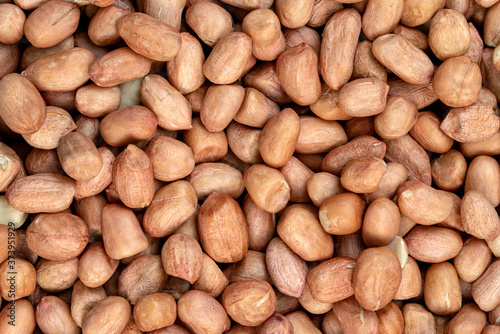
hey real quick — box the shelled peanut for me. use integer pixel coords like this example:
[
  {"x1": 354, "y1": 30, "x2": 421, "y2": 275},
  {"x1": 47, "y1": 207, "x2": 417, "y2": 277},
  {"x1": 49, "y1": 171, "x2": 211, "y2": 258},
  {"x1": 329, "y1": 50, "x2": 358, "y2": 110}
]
[{"x1": 0, "y1": 0, "x2": 499, "y2": 333}]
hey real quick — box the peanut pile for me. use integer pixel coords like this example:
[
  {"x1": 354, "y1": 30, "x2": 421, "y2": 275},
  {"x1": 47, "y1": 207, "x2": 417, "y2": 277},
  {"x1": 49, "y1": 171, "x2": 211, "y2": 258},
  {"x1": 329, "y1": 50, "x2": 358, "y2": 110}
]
[{"x1": 0, "y1": 0, "x2": 500, "y2": 333}]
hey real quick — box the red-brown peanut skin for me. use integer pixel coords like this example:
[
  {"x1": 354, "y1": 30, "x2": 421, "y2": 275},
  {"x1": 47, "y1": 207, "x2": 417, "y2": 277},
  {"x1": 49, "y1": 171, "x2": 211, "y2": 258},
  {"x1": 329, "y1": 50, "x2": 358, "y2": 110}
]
[
  {"x1": 266, "y1": 237, "x2": 308, "y2": 298},
  {"x1": 57, "y1": 132, "x2": 103, "y2": 181},
  {"x1": 36, "y1": 296, "x2": 80, "y2": 334},
  {"x1": 82, "y1": 296, "x2": 131, "y2": 334},
  {"x1": 200, "y1": 84, "x2": 245, "y2": 132},
  {"x1": 424, "y1": 262, "x2": 462, "y2": 315},
  {"x1": 338, "y1": 77, "x2": 389, "y2": 117},
  {"x1": 134, "y1": 293, "x2": 177, "y2": 332},
  {"x1": 319, "y1": 192, "x2": 366, "y2": 235},
  {"x1": 26, "y1": 212, "x2": 89, "y2": 262},
  {"x1": 78, "y1": 241, "x2": 119, "y2": 288},
  {"x1": 353, "y1": 246, "x2": 402, "y2": 311},
  {"x1": 0, "y1": 73, "x2": 46, "y2": 135},
  {"x1": 242, "y1": 9, "x2": 285, "y2": 61},
  {"x1": 116, "y1": 12, "x2": 181, "y2": 62},
  {"x1": 243, "y1": 195, "x2": 276, "y2": 251},
  {"x1": 198, "y1": 192, "x2": 249, "y2": 263},
  {"x1": 178, "y1": 290, "x2": 231, "y2": 334},
  {"x1": 321, "y1": 9, "x2": 362, "y2": 90},
  {"x1": 162, "y1": 233, "x2": 202, "y2": 284},
  {"x1": 244, "y1": 164, "x2": 290, "y2": 214},
  {"x1": 259, "y1": 108, "x2": 300, "y2": 168},
  {"x1": 0, "y1": 299, "x2": 36, "y2": 334},
  {"x1": 186, "y1": 2, "x2": 233, "y2": 47},
  {"x1": 75, "y1": 146, "x2": 115, "y2": 199},
  {"x1": 192, "y1": 252, "x2": 229, "y2": 298},
  {"x1": 0, "y1": 258, "x2": 36, "y2": 301},
  {"x1": 404, "y1": 226, "x2": 463, "y2": 263},
  {"x1": 362, "y1": 0, "x2": 404, "y2": 41},
  {"x1": 331, "y1": 296, "x2": 380, "y2": 334},
  {"x1": 276, "y1": 43, "x2": 321, "y2": 106},
  {"x1": 0, "y1": 4, "x2": 25, "y2": 45}
]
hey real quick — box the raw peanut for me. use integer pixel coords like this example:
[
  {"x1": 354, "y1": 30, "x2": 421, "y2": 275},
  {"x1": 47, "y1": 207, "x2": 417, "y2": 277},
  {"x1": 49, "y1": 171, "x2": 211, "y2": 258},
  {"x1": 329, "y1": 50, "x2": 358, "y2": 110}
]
[
  {"x1": 461, "y1": 190, "x2": 500, "y2": 240},
  {"x1": 145, "y1": 136, "x2": 195, "y2": 182},
  {"x1": 74, "y1": 194, "x2": 107, "y2": 241},
  {"x1": 37, "y1": 258, "x2": 78, "y2": 292},
  {"x1": 284, "y1": 26, "x2": 322, "y2": 57},
  {"x1": 0, "y1": 225, "x2": 17, "y2": 263},
  {"x1": 278, "y1": 204, "x2": 333, "y2": 261},
  {"x1": 259, "y1": 108, "x2": 300, "y2": 168},
  {"x1": 319, "y1": 192, "x2": 366, "y2": 235},
  {"x1": 275, "y1": 0, "x2": 314, "y2": 28},
  {"x1": 376, "y1": 302, "x2": 405, "y2": 334},
  {"x1": 222, "y1": 280, "x2": 276, "y2": 326},
  {"x1": 219, "y1": 0, "x2": 273, "y2": 10},
  {"x1": 410, "y1": 110, "x2": 455, "y2": 153},
  {"x1": 186, "y1": 2, "x2": 233, "y2": 47},
  {"x1": 299, "y1": 283, "x2": 333, "y2": 314},
  {"x1": 192, "y1": 252, "x2": 229, "y2": 298},
  {"x1": 24, "y1": 47, "x2": 95, "y2": 92},
  {"x1": 394, "y1": 256, "x2": 422, "y2": 300},
  {"x1": 431, "y1": 149, "x2": 467, "y2": 191},
  {"x1": 401, "y1": 0, "x2": 446, "y2": 26},
  {"x1": 405, "y1": 226, "x2": 463, "y2": 263},
  {"x1": 0, "y1": 43, "x2": 20, "y2": 79},
  {"x1": 440, "y1": 105, "x2": 500, "y2": 143},
  {"x1": 446, "y1": 0, "x2": 474, "y2": 16},
  {"x1": 484, "y1": 2, "x2": 500, "y2": 46},
  {"x1": 489, "y1": 305, "x2": 500, "y2": 325},
  {"x1": 266, "y1": 237, "x2": 307, "y2": 298},
  {"x1": 101, "y1": 204, "x2": 149, "y2": 260},
  {"x1": 88, "y1": 2, "x2": 133, "y2": 47},
  {"x1": 0, "y1": 257, "x2": 35, "y2": 300},
  {"x1": 116, "y1": 13, "x2": 181, "y2": 61},
  {"x1": 167, "y1": 33, "x2": 205, "y2": 94},
  {"x1": 388, "y1": 79, "x2": 438, "y2": 110},
  {"x1": 295, "y1": 153, "x2": 323, "y2": 172},
  {"x1": 424, "y1": 262, "x2": 462, "y2": 315},
  {"x1": 454, "y1": 237, "x2": 492, "y2": 283},
  {"x1": 439, "y1": 192, "x2": 465, "y2": 231},
  {"x1": 142, "y1": 0, "x2": 184, "y2": 30},
  {"x1": 71, "y1": 280, "x2": 107, "y2": 327},
  {"x1": 331, "y1": 296, "x2": 380, "y2": 334},
  {"x1": 78, "y1": 241, "x2": 118, "y2": 288},
  {"x1": 258, "y1": 313, "x2": 293, "y2": 334},
  {"x1": 75, "y1": 147, "x2": 114, "y2": 199},
  {"x1": 225, "y1": 251, "x2": 271, "y2": 284},
  {"x1": 118, "y1": 255, "x2": 168, "y2": 304},
  {"x1": 352, "y1": 41, "x2": 387, "y2": 82},
  {"x1": 465, "y1": 23, "x2": 484, "y2": 64},
  {"x1": 100, "y1": 106, "x2": 157, "y2": 147},
  {"x1": 344, "y1": 117, "x2": 376, "y2": 140},
  {"x1": 243, "y1": 195, "x2": 275, "y2": 251},
  {"x1": 322, "y1": 311, "x2": 343, "y2": 334},
  {"x1": 397, "y1": 180, "x2": 453, "y2": 225},
  {"x1": 26, "y1": 212, "x2": 88, "y2": 262},
  {"x1": 482, "y1": 48, "x2": 500, "y2": 101},
  {"x1": 306, "y1": 172, "x2": 343, "y2": 207},
  {"x1": 82, "y1": 296, "x2": 131, "y2": 334},
  {"x1": 464, "y1": 155, "x2": 500, "y2": 206},
  {"x1": 320, "y1": 9, "x2": 362, "y2": 90},
  {"x1": 73, "y1": 32, "x2": 107, "y2": 59},
  {"x1": 307, "y1": 257, "x2": 356, "y2": 303},
  {"x1": 198, "y1": 192, "x2": 249, "y2": 263},
  {"x1": 310, "y1": 84, "x2": 351, "y2": 121},
  {"x1": 338, "y1": 78, "x2": 389, "y2": 117},
  {"x1": 133, "y1": 293, "x2": 176, "y2": 332},
  {"x1": 432, "y1": 56, "x2": 482, "y2": 107},
  {"x1": 234, "y1": 87, "x2": 280, "y2": 127},
  {"x1": 226, "y1": 122, "x2": 262, "y2": 165},
  {"x1": 89, "y1": 47, "x2": 152, "y2": 87},
  {"x1": 363, "y1": 162, "x2": 407, "y2": 204},
  {"x1": 335, "y1": 231, "x2": 366, "y2": 259},
  {"x1": 201, "y1": 84, "x2": 245, "y2": 132},
  {"x1": 178, "y1": 290, "x2": 230, "y2": 334},
  {"x1": 203, "y1": 32, "x2": 253, "y2": 85},
  {"x1": 278, "y1": 160, "x2": 311, "y2": 203},
  {"x1": 24, "y1": 0, "x2": 79, "y2": 48},
  {"x1": 187, "y1": 162, "x2": 244, "y2": 200},
  {"x1": 362, "y1": 198, "x2": 400, "y2": 247},
  {"x1": 162, "y1": 233, "x2": 202, "y2": 284},
  {"x1": 362, "y1": 0, "x2": 404, "y2": 41},
  {"x1": 353, "y1": 246, "x2": 402, "y2": 311},
  {"x1": 340, "y1": 157, "x2": 387, "y2": 193},
  {"x1": 402, "y1": 303, "x2": 436, "y2": 334},
  {"x1": 243, "y1": 9, "x2": 285, "y2": 61},
  {"x1": 57, "y1": 132, "x2": 103, "y2": 181},
  {"x1": 0, "y1": 143, "x2": 21, "y2": 191},
  {"x1": 36, "y1": 296, "x2": 79, "y2": 334},
  {"x1": 21, "y1": 37, "x2": 73, "y2": 71},
  {"x1": 112, "y1": 144, "x2": 154, "y2": 209},
  {"x1": 141, "y1": 74, "x2": 192, "y2": 131},
  {"x1": 392, "y1": 24, "x2": 429, "y2": 50},
  {"x1": 372, "y1": 34, "x2": 434, "y2": 85},
  {"x1": 322, "y1": 135, "x2": 385, "y2": 175},
  {"x1": 461, "y1": 131, "x2": 500, "y2": 157},
  {"x1": 446, "y1": 303, "x2": 486, "y2": 333},
  {"x1": 429, "y1": 9, "x2": 471, "y2": 60},
  {"x1": 243, "y1": 62, "x2": 292, "y2": 105},
  {"x1": 308, "y1": 0, "x2": 343, "y2": 27},
  {"x1": 25, "y1": 149, "x2": 64, "y2": 175},
  {"x1": 0, "y1": 299, "x2": 35, "y2": 333},
  {"x1": 75, "y1": 115, "x2": 99, "y2": 143},
  {"x1": 0, "y1": 73, "x2": 46, "y2": 135},
  {"x1": 277, "y1": 43, "x2": 321, "y2": 106},
  {"x1": 75, "y1": 84, "x2": 121, "y2": 118},
  {"x1": 0, "y1": 4, "x2": 25, "y2": 44},
  {"x1": 384, "y1": 134, "x2": 432, "y2": 185},
  {"x1": 484, "y1": 325, "x2": 500, "y2": 333},
  {"x1": 41, "y1": 90, "x2": 76, "y2": 113},
  {"x1": 184, "y1": 118, "x2": 228, "y2": 164}
]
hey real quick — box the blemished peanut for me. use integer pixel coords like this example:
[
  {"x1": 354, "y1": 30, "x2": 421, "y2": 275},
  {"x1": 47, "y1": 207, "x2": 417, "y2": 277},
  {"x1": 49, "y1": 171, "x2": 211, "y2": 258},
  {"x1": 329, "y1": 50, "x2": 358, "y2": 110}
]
[{"x1": 1, "y1": 0, "x2": 499, "y2": 331}]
